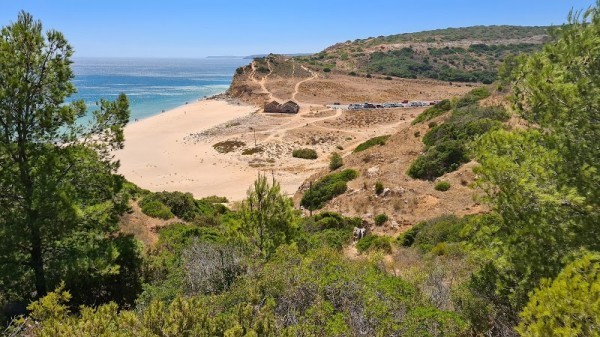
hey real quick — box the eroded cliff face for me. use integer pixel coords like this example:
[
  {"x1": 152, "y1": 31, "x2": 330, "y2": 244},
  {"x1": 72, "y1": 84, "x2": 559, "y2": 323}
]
[{"x1": 226, "y1": 64, "x2": 267, "y2": 106}]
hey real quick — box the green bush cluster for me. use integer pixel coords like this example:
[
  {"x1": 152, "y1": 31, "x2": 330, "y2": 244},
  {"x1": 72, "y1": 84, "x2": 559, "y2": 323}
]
[
  {"x1": 329, "y1": 152, "x2": 343, "y2": 170},
  {"x1": 21, "y1": 245, "x2": 467, "y2": 337},
  {"x1": 435, "y1": 181, "x2": 451, "y2": 191},
  {"x1": 140, "y1": 200, "x2": 174, "y2": 220},
  {"x1": 375, "y1": 213, "x2": 389, "y2": 226},
  {"x1": 356, "y1": 234, "x2": 393, "y2": 254},
  {"x1": 375, "y1": 181, "x2": 384, "y2": 195},
  {"x1": 139, "y1": 191, "x2": 228, "y2": 222},
  {"x1": 300, "y1": 169, "x2": 358, "y2": 210},
  {"x1": 200, "y1": 195, "x2": 228, "y2": 204},
  {"x1": 408, "y1": 98, "x2": 509, "y2": 180},
  {"x1": 412, "y1": 99, "x2": 452, "y2": 124},
  {"x1": 353, "y1": 135, "x2": 390, "y2": 153},
  {"x1": 407, "y1": 140, "x2": 469, "y2": 180},
  {"x1": 398, "y1": 215, "x2": 469, "y2": 252},
  {"x1": 297, "y1": 212, "x2": 361, "y2": 251},
  {"x1": 365, "y1": 45, "x2": 537, "y2": 83},
  {"x1": 292, "y1": 148, "x2": 318, "y2": 159},
  {"x1": 454, "y1": 87, "x2": 491, "y2": 108},
  {"x1": 412, "y1": 87, "x2": 492, "y2": 126}
]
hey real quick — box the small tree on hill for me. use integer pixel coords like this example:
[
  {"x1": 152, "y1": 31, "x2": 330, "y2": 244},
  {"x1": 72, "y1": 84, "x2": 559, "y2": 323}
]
[
  {"x1": 240, "y1": 174, "x2": 296, "y2": 258},
  {"x1": 329, "y1": 152, "x2": 343, "y2": 170}
]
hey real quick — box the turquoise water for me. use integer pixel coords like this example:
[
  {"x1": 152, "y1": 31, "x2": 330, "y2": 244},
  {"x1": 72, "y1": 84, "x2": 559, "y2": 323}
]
[{"x1": 71, "y1": 57, "x2": 248, "y2": 122}]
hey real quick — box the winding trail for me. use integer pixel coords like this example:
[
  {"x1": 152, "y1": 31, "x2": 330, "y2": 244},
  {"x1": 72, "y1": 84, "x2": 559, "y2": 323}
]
[
  {"x1": 292, "y1": 65, "x2": 319, "y2": 101},
  {"x1": 250, "y1": 60, "x2": 276, "y2": 101}
]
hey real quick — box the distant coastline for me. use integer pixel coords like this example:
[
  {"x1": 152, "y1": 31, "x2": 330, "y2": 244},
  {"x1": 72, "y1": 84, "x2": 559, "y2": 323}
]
[
  {"x1": 71, "y1": 57, "x2": 248, "y2": 122},
  {"x1": 205, "y1": 56, "x2": 244, "y2": 59},
  {"x1": 243, "y1": 53, "x2": 313, "y2": 59}
]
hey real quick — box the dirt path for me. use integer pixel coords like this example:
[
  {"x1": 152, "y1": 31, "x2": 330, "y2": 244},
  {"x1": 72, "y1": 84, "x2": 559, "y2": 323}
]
[
  {"x1": 262, "y1": 108, "x2": 344, "y2": 142},
  {"x1": 292, "y1": 65, "x2": 318, "y2": 101},
  {"x1": 247, "y1": 61, "x2": 344, "y2": 143},
  {"x1": 250, "y1": 60, "x2": 276, "y2": 102}
]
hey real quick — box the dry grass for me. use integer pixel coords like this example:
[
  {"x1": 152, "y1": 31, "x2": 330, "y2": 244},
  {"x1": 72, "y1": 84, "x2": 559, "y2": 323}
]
[{"x1": 213, "y1": 140, "x2": 246, "y2": 153}]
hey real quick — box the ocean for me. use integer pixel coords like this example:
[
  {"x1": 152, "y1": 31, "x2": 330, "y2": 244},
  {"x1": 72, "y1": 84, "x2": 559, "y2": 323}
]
[{"x1": 71, "y1": 57, "x2": 249, "y2": 122}]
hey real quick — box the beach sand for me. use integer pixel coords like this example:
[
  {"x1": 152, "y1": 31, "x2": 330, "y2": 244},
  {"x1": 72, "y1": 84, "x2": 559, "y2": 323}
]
[{"x1": 115, "y1": 99, "x2": 265, "y2": 201}]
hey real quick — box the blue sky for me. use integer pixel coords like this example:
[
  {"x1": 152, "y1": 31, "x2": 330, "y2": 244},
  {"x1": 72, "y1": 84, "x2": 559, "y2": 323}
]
[{"x1": 0, "y1": 0, "x2": 595, "y2": 58}]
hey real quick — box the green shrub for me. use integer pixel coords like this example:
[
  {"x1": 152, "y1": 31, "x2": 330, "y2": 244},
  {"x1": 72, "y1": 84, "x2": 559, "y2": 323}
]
[
  {"x1": 412, "y1": 99, "x2": 452, "y2": 124},
  {"x1": 430, "y1": 242, "x2": 448, "y2": 256},
  {"x1": 292, "y1": 148, "x2": 318, "y2": 159},
  {"x1": 422, "y1": 123, "x2": 457, "y2": 146},
  {"x1": 139, "y1": 191, "x2": 228, "y2": 222},
  {"x1": 323, "y1": 67, "x2": 331, "y2": 72},
  {"x1": 140, "y1": 200, "x2": 174, "y2": 220},
  {"x1": 148, "y1": 191, "x2": 197, "y2": 221},
  {"x1": 201, "y1": 195, "x2": 229, "y2": 204},
  {"x1": 450, "y1": 105, "x2": 509, "y2": 126},
  {"x1": 353, "y1": 135, "x2": 390, "y2": 153},
  {"x1": 375, "y1": 213, "x2": 389, "y2": 226},
  {"x1": 455, "y1": 87, "x2": 491, "y2": 108},
  {"x1": 329, "y1": 152, "x2": 343, "y2": 170},
  {"x1": 410, "y1": 103, "x2": 508, "y2": 180},
  {"x1": 407, "y1": 140, "x2": 469, "y2": 180},
  {"x1": 301, "y1": 229, "x2": 354, "y2": 251},
  {"x1": 400, "y1": 215, "x2": 467, "y2": 252},
  {"x1": 303, "y1": 212, "x2": 362, "y2": 233},
  {"x1": 398, "y1": 221, "x2": 427, "y2": 247},
  {"x1": 435, "y1": 181, "x2": 451, "y2": 191},
  {"x1": 375, "y1": 181, "x2": 384, "y2": 195},
  {"x1": 356, "y1": 235, "x2": 392, "y2": 254},
  {"x1": 301, "y1": 169, "x2": 358, "y2": 210}
]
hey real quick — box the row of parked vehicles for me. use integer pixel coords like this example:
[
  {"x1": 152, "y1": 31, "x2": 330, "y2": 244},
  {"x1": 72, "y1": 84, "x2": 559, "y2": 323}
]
[{"x1": 345, "y1": 100, "x2": 439, "y2": 110}]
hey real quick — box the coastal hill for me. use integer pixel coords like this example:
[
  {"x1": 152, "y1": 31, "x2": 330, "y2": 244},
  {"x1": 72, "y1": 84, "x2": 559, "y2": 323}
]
[{"x1": 296, "y1": 25, "x2": 550, "y2": 83}]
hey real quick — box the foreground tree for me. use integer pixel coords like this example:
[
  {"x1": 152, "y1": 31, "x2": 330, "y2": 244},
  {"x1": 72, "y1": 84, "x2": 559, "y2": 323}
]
[
  {"x1": 0, "y1": 12, "x2": 134, "y2": 308},
  {"x1": 470, "y1": 1, "x2": 600, "y2": 330},
  {"x1": 240, "y1": 174, "x2": 295, "y2": 258},
  {"x1": 517, "y1": 252, "x2": 600, "y2": 337}
]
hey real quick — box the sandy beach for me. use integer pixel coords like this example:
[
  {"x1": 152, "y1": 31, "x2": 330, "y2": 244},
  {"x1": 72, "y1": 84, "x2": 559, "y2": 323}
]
[{"x1": 116, "y1": 98, "x2": 266, "y2": 201}]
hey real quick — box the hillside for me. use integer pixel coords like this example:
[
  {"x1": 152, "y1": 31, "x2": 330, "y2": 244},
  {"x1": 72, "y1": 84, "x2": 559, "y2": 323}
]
[
  {"x1": 295, "y1": 25, "x2": 550, "y2": 83},
  {"x1": 292, "y1": 87, "x2": 510, "y2": 237}
]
